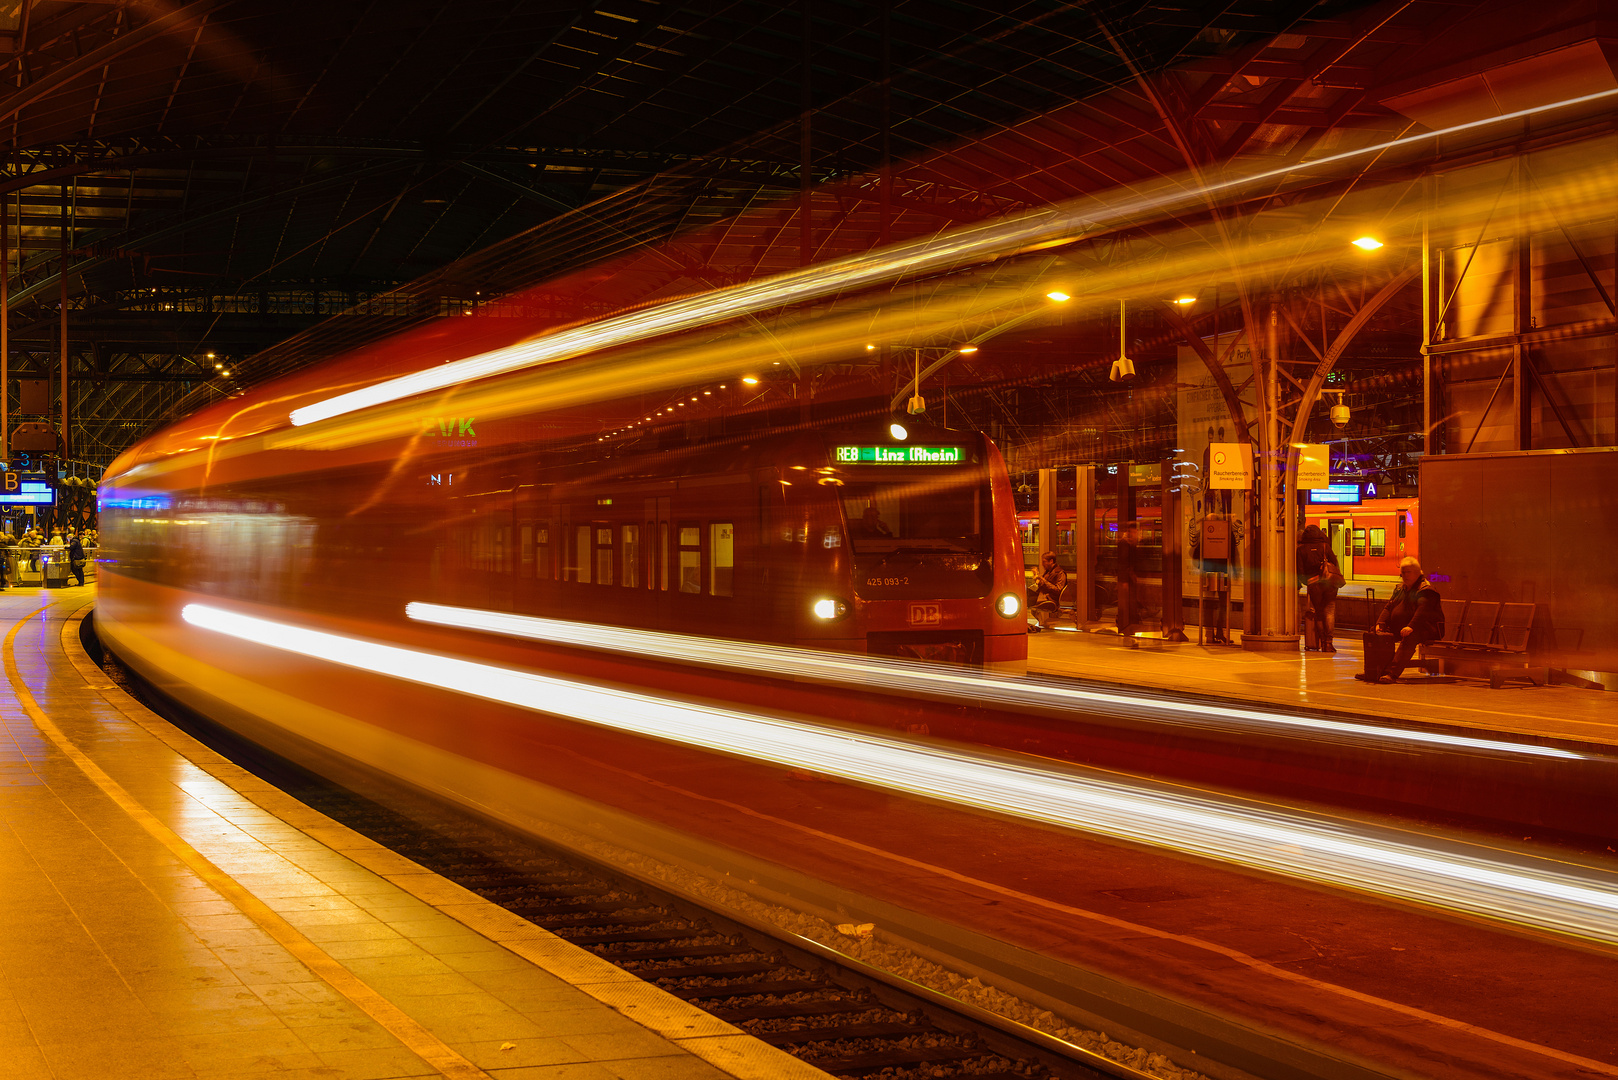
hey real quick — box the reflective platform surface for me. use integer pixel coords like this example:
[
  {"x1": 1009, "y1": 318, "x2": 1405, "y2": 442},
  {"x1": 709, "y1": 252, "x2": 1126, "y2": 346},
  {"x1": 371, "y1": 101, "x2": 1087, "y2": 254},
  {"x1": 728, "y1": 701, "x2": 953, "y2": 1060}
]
[
  {"x1": 1029, "y1": 627, "x2": 1616, "y2": 747},
  {"x1": 0, "y1": 589, "x2": 823, "y2": 1080}
]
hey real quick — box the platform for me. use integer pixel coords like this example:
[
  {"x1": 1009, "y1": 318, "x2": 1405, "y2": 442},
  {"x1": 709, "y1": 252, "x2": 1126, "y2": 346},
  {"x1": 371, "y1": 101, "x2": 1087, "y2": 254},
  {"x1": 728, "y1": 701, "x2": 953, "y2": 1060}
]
[
  {"x1": 0, "y1": 589, "x2": 827, "y2": 1080},
  {"x1": 1028, "y1": 626, "x2": 1615, "y2": 748}
]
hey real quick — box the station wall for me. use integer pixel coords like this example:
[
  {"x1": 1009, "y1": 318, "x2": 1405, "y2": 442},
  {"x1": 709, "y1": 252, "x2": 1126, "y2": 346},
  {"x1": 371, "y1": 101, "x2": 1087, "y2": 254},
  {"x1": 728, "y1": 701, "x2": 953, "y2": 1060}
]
[{"x1": 1420, "y1": 448, "x2": 1618, "y2": 672}]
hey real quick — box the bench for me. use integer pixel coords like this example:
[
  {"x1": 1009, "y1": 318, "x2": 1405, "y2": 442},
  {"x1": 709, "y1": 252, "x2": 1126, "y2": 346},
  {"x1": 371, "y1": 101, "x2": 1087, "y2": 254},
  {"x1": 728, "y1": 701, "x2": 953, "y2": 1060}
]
[{"x1": 1419, "y1": 600, "x2": 1547, "y2": 688}]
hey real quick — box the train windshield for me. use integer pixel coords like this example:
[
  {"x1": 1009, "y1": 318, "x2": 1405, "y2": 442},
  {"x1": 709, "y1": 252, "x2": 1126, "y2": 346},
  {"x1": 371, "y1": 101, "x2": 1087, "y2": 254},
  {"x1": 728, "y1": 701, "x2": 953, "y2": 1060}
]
[{"x1": 840, "y1": 476, "x2": 984, "y2": 554}]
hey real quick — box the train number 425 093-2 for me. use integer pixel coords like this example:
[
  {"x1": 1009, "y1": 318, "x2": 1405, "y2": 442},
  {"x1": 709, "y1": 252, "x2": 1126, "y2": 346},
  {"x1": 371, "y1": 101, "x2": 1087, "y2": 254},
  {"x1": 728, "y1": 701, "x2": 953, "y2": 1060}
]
[{"x1": 867, "y1": 576, "x2": 910, "y2": 586}]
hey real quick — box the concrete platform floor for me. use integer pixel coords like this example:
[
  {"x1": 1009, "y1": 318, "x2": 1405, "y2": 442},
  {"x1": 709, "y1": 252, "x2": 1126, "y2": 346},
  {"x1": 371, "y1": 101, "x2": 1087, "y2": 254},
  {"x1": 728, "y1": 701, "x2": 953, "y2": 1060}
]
[
  {"x1": 1028, "y1": 626, "x2": 1615, "y2": 748},
  {"x1": 0, "y1": 589, "x2": 828, "y2": 1080}
]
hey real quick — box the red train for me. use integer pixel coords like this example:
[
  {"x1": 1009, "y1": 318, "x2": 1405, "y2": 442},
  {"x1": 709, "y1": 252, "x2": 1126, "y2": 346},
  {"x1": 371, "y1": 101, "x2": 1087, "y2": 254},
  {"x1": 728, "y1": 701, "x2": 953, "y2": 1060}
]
[{"x1": 98, "y1": 404, "x2": 1027, "y2": 672}]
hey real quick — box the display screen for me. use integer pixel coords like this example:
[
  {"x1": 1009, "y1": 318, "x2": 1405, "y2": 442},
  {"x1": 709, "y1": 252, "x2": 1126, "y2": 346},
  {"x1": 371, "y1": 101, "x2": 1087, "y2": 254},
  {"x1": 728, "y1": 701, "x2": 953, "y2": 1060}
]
[
  {"x1": 835, "y1": 445, "x2": 964, "y2": 464},
  {"x1": 0, "y1": 480, "x2": 54, "y2": 506},
  {"x1": 1308, "y1": 483, "x2": 1361, "y2": 505}
]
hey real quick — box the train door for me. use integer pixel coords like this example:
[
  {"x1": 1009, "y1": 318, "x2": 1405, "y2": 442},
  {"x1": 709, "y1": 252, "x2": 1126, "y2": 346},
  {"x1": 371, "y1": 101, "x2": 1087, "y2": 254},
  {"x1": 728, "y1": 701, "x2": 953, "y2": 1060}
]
[{"x1": 1329, "y1": 518, "x2": 1352, "y2": 580}]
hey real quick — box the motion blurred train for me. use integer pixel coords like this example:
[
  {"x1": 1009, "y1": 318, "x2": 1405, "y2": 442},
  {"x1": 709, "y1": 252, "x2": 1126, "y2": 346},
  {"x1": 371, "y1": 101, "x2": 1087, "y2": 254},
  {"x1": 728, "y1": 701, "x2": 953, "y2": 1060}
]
[{"x1": 93, "y1": 318, "x2": 1028, "y2": 784}]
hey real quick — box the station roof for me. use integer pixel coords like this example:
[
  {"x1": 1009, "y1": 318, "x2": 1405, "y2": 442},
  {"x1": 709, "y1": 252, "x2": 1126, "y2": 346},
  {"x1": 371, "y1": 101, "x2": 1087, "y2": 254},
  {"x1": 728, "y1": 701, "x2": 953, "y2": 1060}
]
[{"x1": 2, "y1": 0, "x2": 1609, "y2": 467}]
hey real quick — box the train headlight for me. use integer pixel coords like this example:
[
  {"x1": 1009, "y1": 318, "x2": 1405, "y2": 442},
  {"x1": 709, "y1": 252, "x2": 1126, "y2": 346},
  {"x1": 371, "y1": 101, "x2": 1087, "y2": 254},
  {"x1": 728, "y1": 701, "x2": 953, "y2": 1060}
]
[
  {"x1": 812, "y1": 598, "x2": 849, "y2": 620},
  {"x1": 996, "y1": 593, "x2": 1021, "y2": 618}
]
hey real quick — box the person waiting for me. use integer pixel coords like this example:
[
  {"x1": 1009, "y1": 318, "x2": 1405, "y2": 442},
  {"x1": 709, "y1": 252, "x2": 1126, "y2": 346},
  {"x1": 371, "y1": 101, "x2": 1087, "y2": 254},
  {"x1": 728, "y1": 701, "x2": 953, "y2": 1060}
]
[
  {"x1": 1026, "y1": 552, "x2": 1066, "y2": 632},
  {"x1": 1367, "y1": 556, "x2": 1444, "y2": 683},
  {"x1": 67, "y1": 533, "x2": 86, "y2": 587},
  {"x1": 1298, "y1": 524, "x2": 1343, "y2": 653}
]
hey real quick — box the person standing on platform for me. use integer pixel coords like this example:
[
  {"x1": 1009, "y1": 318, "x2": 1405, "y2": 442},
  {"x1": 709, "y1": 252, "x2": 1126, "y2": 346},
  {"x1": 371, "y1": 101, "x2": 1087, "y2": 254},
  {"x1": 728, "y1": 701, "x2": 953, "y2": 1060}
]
[
  {"x1": 1368, "y1": 557, "x2": 1443, "y2": 683},
  {"x1": 67, "y1": 533, "x2": 86, "y2": 587},
  {"x1": 1297, "y1": 524, "x2": 1342, "y2": 653}
]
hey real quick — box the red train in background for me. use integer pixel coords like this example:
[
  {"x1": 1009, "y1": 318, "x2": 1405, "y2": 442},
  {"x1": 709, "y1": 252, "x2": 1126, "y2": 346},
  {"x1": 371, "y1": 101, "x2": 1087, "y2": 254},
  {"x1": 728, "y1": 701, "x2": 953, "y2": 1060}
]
[{"x1": 99, "y1": 403, "x2": 1027, "y2": 670}]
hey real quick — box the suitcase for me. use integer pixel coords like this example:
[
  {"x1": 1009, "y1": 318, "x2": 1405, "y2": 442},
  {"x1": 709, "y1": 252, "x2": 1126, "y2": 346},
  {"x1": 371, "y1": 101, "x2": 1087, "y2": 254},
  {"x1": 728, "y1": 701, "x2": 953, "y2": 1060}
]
[
  {"x1": 1361, "y1": 631, "x2": 1396, "y2": 680},
  {"x1": 1303, "y1": 617, "x2": 1318, "y2": 651}
]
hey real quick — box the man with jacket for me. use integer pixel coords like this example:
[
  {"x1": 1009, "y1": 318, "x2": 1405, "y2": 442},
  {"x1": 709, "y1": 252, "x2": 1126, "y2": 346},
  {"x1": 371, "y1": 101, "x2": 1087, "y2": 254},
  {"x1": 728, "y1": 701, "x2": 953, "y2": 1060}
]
[
  {"x1": 67, "y1": 533, "x2": 86, "y2": 587},
  {"x1": 1371, "y1": 557, "x2": 1444, "y2": 683}
]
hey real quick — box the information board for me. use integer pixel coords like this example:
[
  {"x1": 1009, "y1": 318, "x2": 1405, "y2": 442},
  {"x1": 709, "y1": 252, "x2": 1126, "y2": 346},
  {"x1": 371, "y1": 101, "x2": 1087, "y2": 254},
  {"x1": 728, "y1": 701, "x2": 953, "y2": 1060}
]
[
  {"x1": 1308, "y1": 483, "x2": 1362, "y2": 505},
  {"x1": 0, "y1": 479, "x2": 54, "y2": 506}
]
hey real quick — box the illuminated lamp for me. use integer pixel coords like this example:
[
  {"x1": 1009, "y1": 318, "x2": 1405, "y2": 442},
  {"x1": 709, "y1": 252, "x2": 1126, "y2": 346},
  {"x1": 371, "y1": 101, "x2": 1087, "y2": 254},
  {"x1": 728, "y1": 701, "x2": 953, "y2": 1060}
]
[
  {"x1": 866, "y1": 344, "x2": 877, "y2": 351},
  {"x1": 889, "y1": 423, "x2": 908, "y2": 441},
  {"x1": 958, "y1": 343, "x2": 979, "y2": 354},
  {"x1": 1173, "y1": 295, "x2": 1196, "y2": 305},
  {"x1": 811, "y1": 598, "x2": 849, "y2": 620},
  {"x1": 996, "y1": 593, "x2": 1021, "y2": 618},
  {"x1": 1045, "y1": 291, "x2": 1071, "y2": 302},
  {"x1": 1352, "y1": 236, "x2": 1384, "y2": 251},
  {"x1": 742, "y1": 376, "x2": 760, "y2": 384}
]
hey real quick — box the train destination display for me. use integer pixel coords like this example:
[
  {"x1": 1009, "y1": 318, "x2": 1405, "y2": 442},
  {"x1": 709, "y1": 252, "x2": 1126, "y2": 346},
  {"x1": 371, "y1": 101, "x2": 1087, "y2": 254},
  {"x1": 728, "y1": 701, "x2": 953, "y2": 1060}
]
[{"x1": 835, "y1": 445, "x2": 964, "y2": 464}]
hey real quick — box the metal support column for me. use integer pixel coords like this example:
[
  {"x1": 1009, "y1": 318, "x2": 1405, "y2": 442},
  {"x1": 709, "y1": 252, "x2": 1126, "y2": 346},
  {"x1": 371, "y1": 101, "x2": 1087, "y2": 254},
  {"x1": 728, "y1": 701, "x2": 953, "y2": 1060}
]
[
  {"x1": 1, "y1": 191, "x2": 8, "y2": 464},
  {"x1": 1073, "y1": 465, "x2": 1096, "y2": 624},
  {"x1": 1421, "y1": 186, "x2": 1436, "y2": 456},
  {"x1": 1160, "y1": 465, "x2": 1186, "y2": 641},
  {"x1": 1036, "y1": 467, "x2": 1054, "y2": 571},
  {"x1": 1511, "y1": 159, "x2": 1532, "y2": 450},
  {"x1": 1246, "y1": 296, "x2": 1298, "y2": 650},
  {"x1": 59, "y1": 183, "x2": 69, "y2": 460}
]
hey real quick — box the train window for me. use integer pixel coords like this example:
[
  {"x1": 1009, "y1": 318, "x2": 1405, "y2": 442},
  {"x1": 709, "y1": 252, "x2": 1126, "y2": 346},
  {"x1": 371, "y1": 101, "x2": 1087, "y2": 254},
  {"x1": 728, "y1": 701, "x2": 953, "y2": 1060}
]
[
  {"x1": 520, "y1": 526, "x2": 533, "y2": 579},
  {"x1": 536, "y1": 527, "x2": 549, "y2": 580},
  {"x1": 678, "y1": 524, "x2": 701, "y2": 594},
  {"x1": 574, "y1": 525, "x2": 591, "y2": 583},
  {"x1": 622, "y1": 525, "x2": 639, "y2": 588},
  {"x1": 1398, "y1": 513, "x2": 1407, "y2": 538},
  {"x1": 711, "y1": 523, "x2": 733, "y2": 596},
  {"x1": 840, "y1": 475, "x2": 984, "y2": 554},
  {"x1": 1369, "y1": 528, "x2": 1386, "y2": 558},
  {"x1": 596, "y1": 526, "x2": 614, "y2": 586},
  {"x1": 1352, "y1": 528, "x2": 1367, "y2": 557}
]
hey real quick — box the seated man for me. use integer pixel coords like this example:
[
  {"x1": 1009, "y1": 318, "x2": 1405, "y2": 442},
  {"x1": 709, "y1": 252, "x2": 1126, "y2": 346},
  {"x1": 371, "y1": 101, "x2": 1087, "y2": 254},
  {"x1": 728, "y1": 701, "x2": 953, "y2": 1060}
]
[
  {"x1": 1368, "y1": 556, "x2": 1444, "y2": 683},
  {"x1": 1026, "y1": 551, "x2": 1066, "y2": 631}
]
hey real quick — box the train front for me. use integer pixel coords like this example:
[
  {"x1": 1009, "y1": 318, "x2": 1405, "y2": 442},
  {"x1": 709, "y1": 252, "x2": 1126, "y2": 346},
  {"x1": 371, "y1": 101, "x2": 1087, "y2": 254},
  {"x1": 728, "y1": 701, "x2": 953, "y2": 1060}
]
[{"x1": 805, "y1": 423, "x2": 1026, "y2": 669}]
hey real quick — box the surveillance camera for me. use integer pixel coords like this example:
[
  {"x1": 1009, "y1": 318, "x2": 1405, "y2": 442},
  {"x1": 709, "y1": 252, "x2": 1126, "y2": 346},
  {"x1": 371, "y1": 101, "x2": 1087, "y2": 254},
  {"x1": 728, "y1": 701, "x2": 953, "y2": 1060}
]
[
  {"x1": 1109, "y1": 356, "x2": 1136, "y2": 382},
  {"x1": 906, "y1": 393, "x2": 927, "y2": 415},
  {"x1": 1330, "y1": 403, "x2": 1350, "y2": 428}
]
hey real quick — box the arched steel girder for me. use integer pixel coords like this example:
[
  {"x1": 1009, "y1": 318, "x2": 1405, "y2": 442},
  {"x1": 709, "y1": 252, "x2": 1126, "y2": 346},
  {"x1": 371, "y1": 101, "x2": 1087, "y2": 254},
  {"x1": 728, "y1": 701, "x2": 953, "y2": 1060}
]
[
  {"x1": 0, "y1": 0, "x2": 232, "y2": 128},
  {"x1": 3, "y1": 158, "x2": 418, "y2": 310},
  {"x1": 1285, "y1": 263, "x2": 1420, "y2": 449},
  {"x1": 1155, "y1": 298, "x2": 1252, "y2": 446}
]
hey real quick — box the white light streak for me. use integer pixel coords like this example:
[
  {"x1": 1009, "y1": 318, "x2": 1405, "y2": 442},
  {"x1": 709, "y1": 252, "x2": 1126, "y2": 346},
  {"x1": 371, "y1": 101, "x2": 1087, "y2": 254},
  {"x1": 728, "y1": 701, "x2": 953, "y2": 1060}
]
[
  {"x1": 287, "y1": 89, "x2": 1618, "y2": 428},
  {"x1": 187, "y1": 602, "x2": 1618, "y2": 946},
  {"x1": 403, "y1": 603, "x2": 1583, "y2": 761}
]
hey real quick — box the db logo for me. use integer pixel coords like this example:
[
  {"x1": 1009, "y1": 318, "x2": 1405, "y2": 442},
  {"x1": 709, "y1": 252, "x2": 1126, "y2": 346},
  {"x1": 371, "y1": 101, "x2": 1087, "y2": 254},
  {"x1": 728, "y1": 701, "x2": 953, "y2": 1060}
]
[{"x1": 908, "y1": 603, "x2": 941, "y2": 626}]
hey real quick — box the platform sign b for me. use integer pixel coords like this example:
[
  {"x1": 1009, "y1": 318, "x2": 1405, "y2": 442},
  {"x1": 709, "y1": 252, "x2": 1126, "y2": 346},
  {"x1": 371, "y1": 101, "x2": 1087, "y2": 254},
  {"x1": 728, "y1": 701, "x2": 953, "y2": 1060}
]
[{"x1": 1, "y1": 472, "x2": 16, "y2": 493}]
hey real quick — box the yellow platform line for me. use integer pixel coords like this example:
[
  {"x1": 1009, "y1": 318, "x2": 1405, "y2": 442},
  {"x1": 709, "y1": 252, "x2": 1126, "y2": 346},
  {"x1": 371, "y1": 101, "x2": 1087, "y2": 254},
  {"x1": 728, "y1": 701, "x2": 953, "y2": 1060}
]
[{"x1": 3, "y1": 604, "x2": 496, "y2": 1080}]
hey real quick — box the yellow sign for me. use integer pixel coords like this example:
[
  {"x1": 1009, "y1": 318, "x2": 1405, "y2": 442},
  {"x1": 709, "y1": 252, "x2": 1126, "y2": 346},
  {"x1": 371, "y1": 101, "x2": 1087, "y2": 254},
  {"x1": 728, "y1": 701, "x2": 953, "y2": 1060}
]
[
  {"x1": 1296, "y1": 444, "x2": 1330, "y2": 489},
  {"x1": 1208, "y1": 443, "x2": 1253, "y2": 489}
]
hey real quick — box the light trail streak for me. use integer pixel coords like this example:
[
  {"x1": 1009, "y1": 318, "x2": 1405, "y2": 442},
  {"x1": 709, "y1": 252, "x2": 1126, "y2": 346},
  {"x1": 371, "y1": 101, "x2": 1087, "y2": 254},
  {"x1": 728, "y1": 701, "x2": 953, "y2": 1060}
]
[
  {"x1": 286, "y1": 88, "x2": 1618, "y2": 429},
  {"x1": 185, "y1": 602, "x2": 1618, "y2": 945},
  {"x1": 403, "y1": 602, "x2": 1585, "y2": 761}
]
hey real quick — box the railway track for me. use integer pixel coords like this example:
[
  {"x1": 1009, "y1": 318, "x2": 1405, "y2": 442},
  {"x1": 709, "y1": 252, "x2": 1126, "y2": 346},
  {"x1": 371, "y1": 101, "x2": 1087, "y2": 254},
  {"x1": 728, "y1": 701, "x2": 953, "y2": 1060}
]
[{"x1": 84, "y1": 618, "x2": 1156, "y2": 1080}]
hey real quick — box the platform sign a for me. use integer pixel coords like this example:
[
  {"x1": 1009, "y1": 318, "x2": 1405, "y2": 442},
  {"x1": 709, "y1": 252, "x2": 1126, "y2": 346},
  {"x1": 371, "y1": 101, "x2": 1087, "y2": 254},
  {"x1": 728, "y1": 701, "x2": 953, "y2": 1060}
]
[
  {"x1": 1295, "y1": 443, "x2": 1330, "y2": 489},
  {"x1": 1208, "y1": 443, "x2": 1253, "y2": 489}
]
